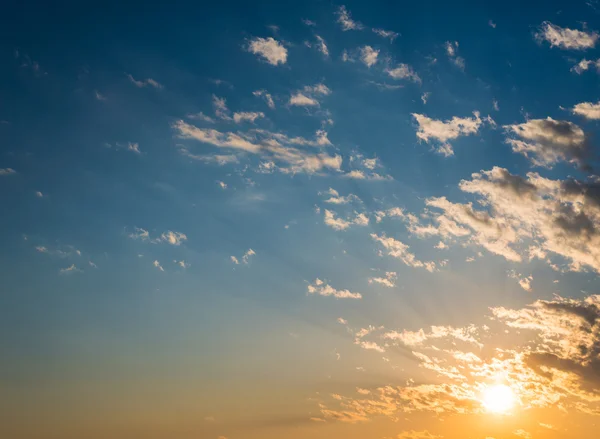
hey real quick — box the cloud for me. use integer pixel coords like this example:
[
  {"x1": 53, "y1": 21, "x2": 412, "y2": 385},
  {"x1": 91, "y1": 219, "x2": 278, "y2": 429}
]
[
  {"x1": 421, "y1": 92, "x2": 431, "y2": 104},
  {"x1": 230, "y1": 256, "x2": 239, "y2": 264},
  {"x1": 513, "y1": 430, "x2": 531, "y2": 439},
  {"x1": 242, "y1": 248, "x2": 256, "y2": 264},
  {"x1": 246, "y1": 37, "x2": 288, "y2": 65},
  {"x1": 35, "y1": 191, "x2": 43, "y2": 197},
  {"x1": 412, "y1": 111, "x2": 487, "y2": 156},
  {"x1": 289, "y1": 83, "x2": 331, "y2": 107},
  {"x1": 315, "y1": 35, "x2": 329, "y2": 57},
  {"x1": 493, "y1": 99, "x2": 499, "y2": 111},
  {"x1": 217, "y1": 181, "x2": 227, "y2": 189},
  {"x1": 323, "y1": 210, "x2": 369, "y2": 231},
  {"x1": 320, "y1": 188, "x2": 362, "y2": 204},
  {"x1": 385, "y1": 64, "x2": 421, "y2": 83},
  {"x1": 571, "y1": 58, "x2": 600, "y2": 73},
  {"x1": 159, "y1": 231, "x2": 187, "y2": 245},
  {"x1": 153, "y1": 260, "x2": 164, "y2": 271},
  {"x1": 398, "y1": 431, "x2": 440, "y2": 439},
  {"x1": 0, "y1": 168, "x2": 16, "y2": 176},
  {"x1": 572, "y1": 101, "x2": 600, "y2": 119},
  {"x1": 359, "y1": 46, "x2": 379, "y2": 67},
  {"x1": 336, "y1": 5, "x2": 363, "y2": 31},
  {"x1": 105, "y1": 141, "x2": 142, "y2": 154},
  {"x1": 178, "y1": 148, "x2": 239, "y2": 165},
  {"x1": 95, "y1": 90, "x2": 107, "y2": 101},
  {"x1": 59, "y1": 264, "x2": 81, "y2": 275},
  {"x1": 302, "y1": 18, "x2": 316, "y2": 26},
  {"x1": 127, "y1": 74, "x2": 163, "y2": 89},
  {"x1": 187, "y1": 112, "x2": 215, "y2": 123},
  {"x1": 368, "y1": 271, "x2": 397, "y2": 287},
  {"x1": 372, "y1": 28, "x2": 399, "y2": 41},
  {"x1": 253, "y1": 90, "x2": 275, "y2": 109},
  {"x1": 307, "y1": 278, "x2": 362, "y2": 299},
  {"x1": 445, "y1": 41, "x2": 465, "y2": 70},
  {"x1": 173, "y1": 121, "x2": 341, "y2": 174},
  {"x1": 489, "y1": 20, "x2": 497, "y2": 28},
  {"x1": 233, "y1": 111, "x2": 265, "y2": 123},
  {"x1": 535, "y1": 21, "x2": 599, "y2": 50},
  {"x1": 371, "y1": 233, "x2": 436, "y2": 272},
  {"x1": 504, "y1": 117, "x2": 588, "y2": 168}
]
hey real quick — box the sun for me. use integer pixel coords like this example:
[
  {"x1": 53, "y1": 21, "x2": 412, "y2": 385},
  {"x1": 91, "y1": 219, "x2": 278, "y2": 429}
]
[{"x1": 482, "y1": 384, "x2": 515, "y2": 414}]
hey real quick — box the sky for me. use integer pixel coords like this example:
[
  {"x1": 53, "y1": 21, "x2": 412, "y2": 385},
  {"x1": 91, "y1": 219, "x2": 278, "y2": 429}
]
[{"x1": 3, "y1": 1, "x2": 600, "y2": 438}]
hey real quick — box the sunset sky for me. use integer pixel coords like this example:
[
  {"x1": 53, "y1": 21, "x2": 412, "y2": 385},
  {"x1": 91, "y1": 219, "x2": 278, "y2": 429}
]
[{"x1": 3, "y1": 1, "x2": 600, "y2": 438}]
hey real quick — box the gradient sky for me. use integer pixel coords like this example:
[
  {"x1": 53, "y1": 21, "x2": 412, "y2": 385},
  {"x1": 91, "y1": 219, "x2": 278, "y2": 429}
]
[{"x1": 3, "y1": 1, "x2": 600, "y2": 438}]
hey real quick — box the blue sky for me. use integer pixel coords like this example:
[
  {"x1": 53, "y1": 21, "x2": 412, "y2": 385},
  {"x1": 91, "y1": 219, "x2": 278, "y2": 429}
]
[{"x1": 3, "y1": 1, "x2": 600, "y2": 439}]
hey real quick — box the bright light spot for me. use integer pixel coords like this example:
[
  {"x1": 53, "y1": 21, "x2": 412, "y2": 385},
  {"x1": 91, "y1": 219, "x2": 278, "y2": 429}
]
[{"x1": 482, "y1": 384, "x2": 515, "y2": 413}]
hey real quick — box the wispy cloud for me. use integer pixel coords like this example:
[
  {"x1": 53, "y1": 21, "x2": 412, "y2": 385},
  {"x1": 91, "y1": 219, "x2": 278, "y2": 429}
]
[
  {"x1": 0, "y1": 168, "x2": 17, "y2": 176},
  {"x1": 253, "y1": 90, "x2": 275, "y2": 109},
  {"x1": 307, "y1": 278, "x2": 362, "y2": 299},
  {"x1": 127, "y1": 74, "x2": 163, "y2": 89},
  {"x1": 372, "y1": 28, "x2": 399, "y2": 41},
  {"x1": 535, "y1": 21, "x2": 598, "y2": 50},
  {"x1": 336, "y1": 5, "x2": 364, "y2": 31}
]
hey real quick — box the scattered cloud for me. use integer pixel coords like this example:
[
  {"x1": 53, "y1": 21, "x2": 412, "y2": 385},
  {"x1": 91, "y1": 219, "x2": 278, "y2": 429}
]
[
  {"x1": 233, "y1": 111, "x2": 265, "y2": 123},
  {"x1": 371, "y1": 233, "x2": 436, "y2": 272},
  {"x1": 421, "y1": 92, "x2": 431, "y2": 104},
  {"x1": 489, "y1": 20, "x2": 497, "y2": 28},
  {"x1": 153, "y1": 260, "x2": 164, "y2": 271},
  {"x1": 242, "y1": 248, "x2": 256, "y2": 264},
  {"x1": 187, "y1": 112, "x2": 215, "y2": 123},
  {"x1": 95, "y1": 90, "x2": 107, "y2": 101},
  {"x1": 302, "y1": 18, "x2": 316, "y2": 26},
  {"x1": 535, "y1": 21, "x2": 598, "y2": 50},
  {"x1": 445, "y1": 41, "x2": 465, "y2": 70},
  {"x1": 127, "y1": 74, "x2": 163, "y2": 89},
  {"x1": 59, "y1": 264, "x2": 81, "y2": 275},
  {"x1": 571, "y1": 58, "x2": 600, "y2": 74},
  {"x1": 315, "y1": 35, "x2": 329, "y2": 57},
  {"x1": 128, "y1": 228, "x2": 187, "y2": 245},
  {"x1": 246, "y1": 37, "x2": 288, "y2": 65},
  {"x1": 372, "y1": 28, "x2": 399, "y2": 41},
  {"x1": 320, "y1": 188, "x2": 362, "y2": 204},
  {"x1": 368, "y1": 271, "x2": 397, "y2": 287},
  {"x1": 398, "y1": 431, "x2": 441, "y2": 439},
  {"x1": 217, "y1": 181, "x2": 227, "y2": 189},
  {"x1": 504, "y1": 117, "x2": 588, "y2": 168},
  {"x1": 324, "y1": 209, "x2": 369, "y2": 231},
  {"x1": 253, "y1": 90, "x2": 275, "y2": 109},
  {"x1": 336, "y1": 5, "x2": 364, "y2": 31},
  {"x1": 385, "y1": 64, "x2": 421, "y2": 83},
  {"x1": 572, "y1": 101, "x2": 600, "y2": 119},
  {"x1": 289, "y1": 83, "x2": 331, "y2": 107},
  {"x1": 307, "y1": 278, "x2": 362, "y2": 299},
  {"x1": 412, "y1": 111, "x2": 488, "y2": 156},
  {"x1": 0, "y1": 168, "x2": 16, "y2": 176},
  {"x1": 359, "y1": 46, "x2": 379, "y2": 67}
]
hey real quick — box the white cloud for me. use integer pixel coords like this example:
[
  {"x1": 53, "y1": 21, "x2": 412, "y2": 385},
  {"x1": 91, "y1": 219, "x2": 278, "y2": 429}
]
[
  {"x1": 421, "y1": 92, "x2": 431, "y2": 104},
  {"x1": 59, "y1": 264, "x2": 82, "y2": 275},
  {"x1": 372, "y1": 28, "x2": 399, "y2": 41},
  {"x1": 307, "y1": 278, "x2": 362, "y2": 299},
  {"x1": 571, "y1": 58, "x2": 600, "y2": 73},
  {"x1": 153, "y1": 260, "x2": 164, "y2": 271},
  {"x1": 324, "y1": 210, "x2": 369, "y2": 230},
  {"x1": 343, "y1": 169, "x2": 391, "y2": 181},
  {"x1": 95, "y1": 90, "x2": 107, "y2": 101},
  {"x1": 128, "y1": 227, "x2": 150, "y2": 241},
  {"x1": 159, "y1": 231, "x2": 187, "y2": 246},
  {"x1": 230, "y1": 256, "x2": 239, "y2": 264},
  {"x1": 302, "y1": 18, "x2": 316, "y2": 26},
  {"x1": 535, "y1": 21, "x2": 598, "y2": 50},
  {"x1": 385, "y1": 64, "x2": 421, "y2": 83},
  {"x1": 127, "y1": 74, "x2": 163, "y2": 89},
  {"x1": 173, "y1": 121, "x2": 341, "y2": 174},
  {"x1": 371, "y1": 233, "x2": 436, "y2": 271},
  {"x1": 445, "y1": 41, "x2": 465, "y2": 70},
  {"x1": 320, "y1": 187, "x2": 362, "y2": 204},
  {"x1": 315, "y1": 35, "x2": 329, "y2": 57},
  {"x1": 253, "y1": 90, "x2": 275, "y2": 109},
  {"x1": 504, "y1": 117, "x2": 588, "y2": 168},
  {"x1": 493, "y1": 99, "x2": 499, "y2": 111},
  {"x1": 289, "y1": 93, "x2": 319, "y2": 106},
  {"x1": 489, "y1": 20, "x2": 497, "y2": 28},
  {"x1": 412, "y1": 111, "x2": 486, "y2": 156},
  {"x1": 289, "y1": 83, "x2": 331, "y2": 107},
  {"x1": 127, "y1": 142, "x2": 141, "y2": 154},
  {"x1": 368, "y1": 271, "x2": 397, "y2": 287},
  {"x1": 233, "y1": 111, "x2": 264, "y2": 123},
  {"x1": 217, "y1": 181, "x2": 227, "y2": 189},
  {"x1": 35, "y1": 191, "x2": 43, "y2": 197},
  {"x1": 242, "y1": 248, "x2": 256, "y2": 264},
  {"x1": 336, "y1": 5, "x2": 363, "y2": 31},
  {"x1": 572, "y1": 101, "x2": 600, "y2": 119},
  {"x1": 0, "y1": 168, "x2": 16, "y2": 176},
  {"x1": 359, "y1": 46, "x2": 379, "y2": 67},
  {"x1": 187, "y1": 112, "x2": 215, "y2": 123},
  {"x1": 247, "y1": 37, "x2": 288, "y2": 65}
]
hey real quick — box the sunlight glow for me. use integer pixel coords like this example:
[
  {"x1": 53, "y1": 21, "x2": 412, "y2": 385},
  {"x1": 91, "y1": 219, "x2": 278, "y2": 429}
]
[{"x1": 482, "y1": 384, "x2": 515, "y2": 414}]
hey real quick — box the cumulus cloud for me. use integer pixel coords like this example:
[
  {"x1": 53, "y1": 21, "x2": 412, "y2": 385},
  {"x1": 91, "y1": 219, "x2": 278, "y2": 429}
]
[
  {"x1": 571, "y1": 58, "x2": 600, "y2": 74},
  {"x1": 173, "y1": 121, "x2": 341, "y2": 174},
  {"x1": 535, "y1": 21, "x2": 599, "y2": 50},
  {"x1": 320, "y1": 188, "x2": 362, "y2": 204},
  {"x1": 368, "y1": 271, "x2": 397, "y2": 287},
  {"x1": 504, "y1": 117, "x2": 589, "y2": 168},
  {"x1": 289, "y1": 83, "x2": 331, "y2": 107},
  {"x1": 371, "y1": 233, "x2": 436, "y2": 271},
  {"x1": 233, "y1": 111, "x2": 265, "y2": 123},
  {"x1": 359, "y1": 46, "x2": 379, "y2": 67},
  {"x1": 412, "y1": 111, "x2": 488, "y2": 156},
  {"x1": 324, "y1": 209, "x2": 369, "y2": 230},
  {"x1": 385, "y1": 64, "x2": 421, "y2": 83},
  {"x1": 246, "y1": 37, "x2": 288, "y2": 65},
  {"x1": 572, "y1": 101, "x2": 600, "y2": 120},
  {"x1": 336, "y1": 5, "x2": 363, "y2": 31},
  {"x1": 307, "y1": 278, "x2": 362, "y2": 299},
  {"x1": 253, "y1": 90, "x2": 275, "y2": 109},
  {"x1": 372, "y1": 28, "x2": 399, "y2": 41},
  {"x1": 445, "y1": 41, "x2": 465, "y2": 70},
  {"x1": 127, "y1": 74, "x2": 163, "y2": 89}
]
